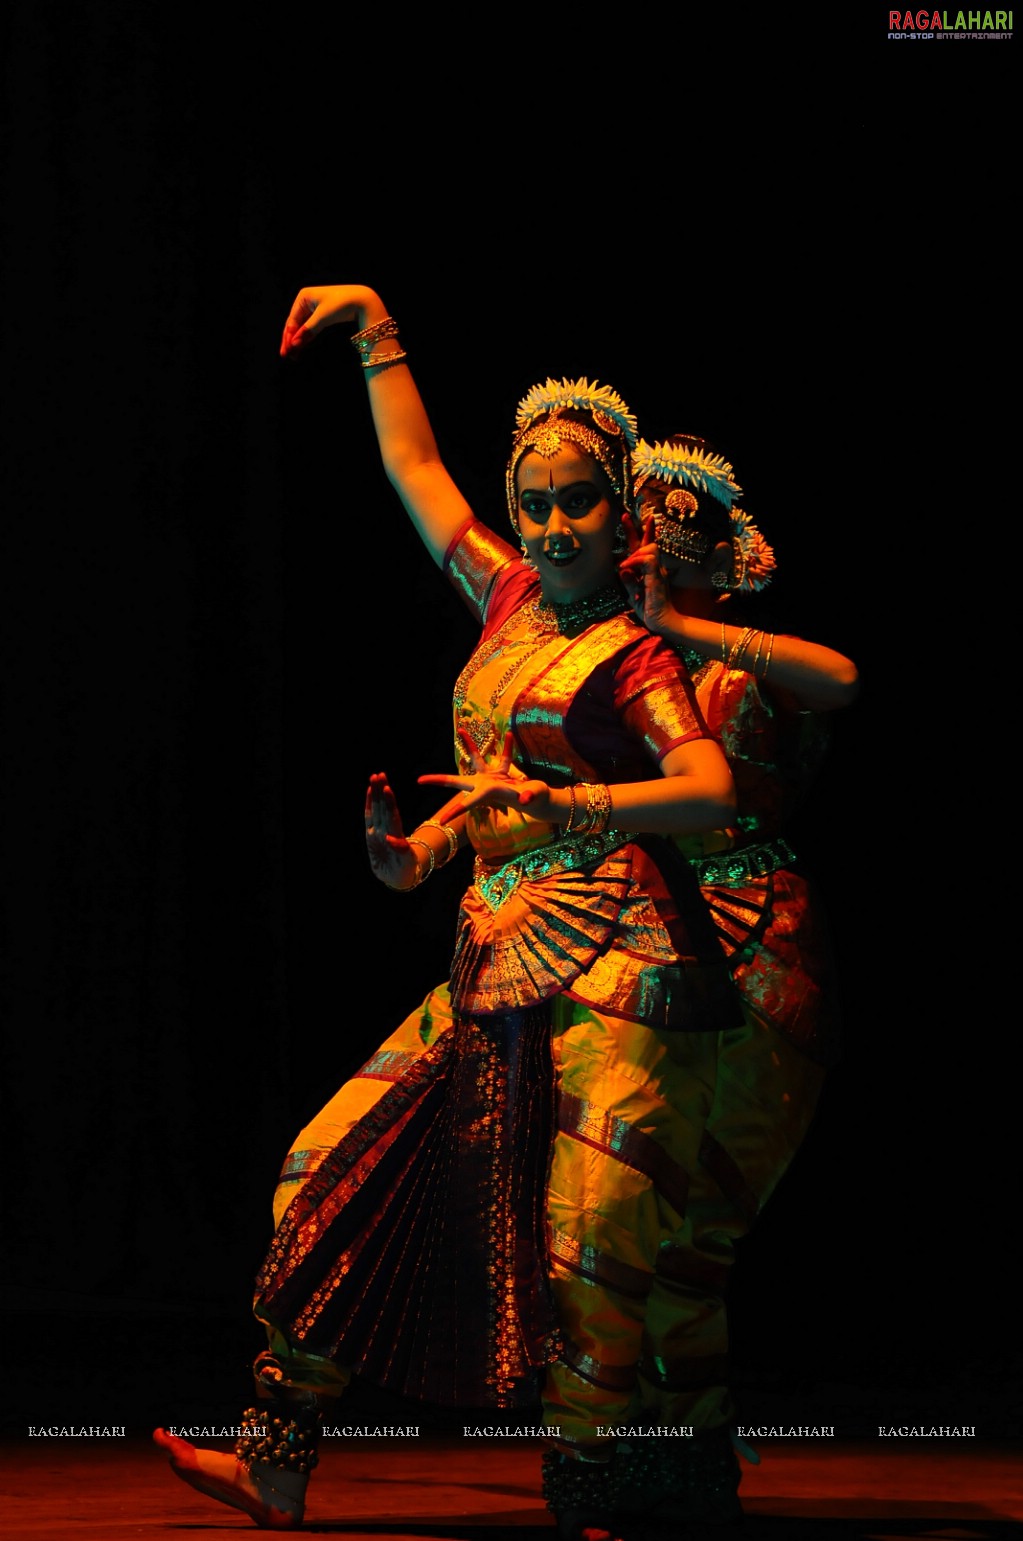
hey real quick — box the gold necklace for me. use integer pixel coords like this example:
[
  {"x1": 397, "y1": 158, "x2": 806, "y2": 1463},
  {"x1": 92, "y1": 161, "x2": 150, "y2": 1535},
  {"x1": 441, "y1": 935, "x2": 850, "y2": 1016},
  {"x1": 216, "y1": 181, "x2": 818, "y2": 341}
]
[
  {"x1": 534, "y1": 581, "x2": 629, "y2": 636},
  {"x1": 453, "y1": 583, "x2": 629, "y2": 723},
  {"x1": 452, "y1": 587, "x2": 623, "y2": 764},
  {"x1": 452, "y1": 607, "x2": 556, "y2": 756}
]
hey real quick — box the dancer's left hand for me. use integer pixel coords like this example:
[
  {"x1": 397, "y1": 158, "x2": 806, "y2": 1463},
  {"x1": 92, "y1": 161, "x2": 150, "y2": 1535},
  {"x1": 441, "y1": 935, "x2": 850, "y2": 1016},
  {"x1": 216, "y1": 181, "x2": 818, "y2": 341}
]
[{"x1": 365, "y1": 772, "x2": 420, "y2": 890}]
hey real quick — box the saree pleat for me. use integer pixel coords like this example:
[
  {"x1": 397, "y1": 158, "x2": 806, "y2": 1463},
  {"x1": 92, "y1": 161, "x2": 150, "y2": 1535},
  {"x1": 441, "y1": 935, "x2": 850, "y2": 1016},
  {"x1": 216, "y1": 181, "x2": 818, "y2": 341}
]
[{"x1": 255, "y1": 1006, "x2": 560, "y2": 1408}]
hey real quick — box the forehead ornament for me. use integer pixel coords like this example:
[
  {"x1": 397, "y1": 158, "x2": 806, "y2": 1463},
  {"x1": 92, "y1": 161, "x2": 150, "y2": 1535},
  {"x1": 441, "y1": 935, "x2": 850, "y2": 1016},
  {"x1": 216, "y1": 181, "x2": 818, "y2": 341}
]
[
  {"x1": 640, "y1": 486, "x2": 710, "y2": 566},
  {"x1": 666, "y1": 489, "x2": 699, "y2": 517},
  {"x1": 506, "y1": 377, "x2": 638, "y2": 530},
  {"x1": 650, "y1": 486, "x2": 708, "y2": 565},
  {"x1": 515, "y1": 378, "x2": 638, "y2": 444},
  {"x1": 531, "y1": 423, "x2": 568, "y2": 460}
]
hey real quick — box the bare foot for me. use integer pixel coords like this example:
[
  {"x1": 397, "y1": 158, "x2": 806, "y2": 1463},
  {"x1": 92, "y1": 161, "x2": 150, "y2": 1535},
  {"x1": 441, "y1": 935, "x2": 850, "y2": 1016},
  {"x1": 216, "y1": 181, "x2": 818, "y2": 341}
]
[{"x1": 153, "y1": 1428, "x2": 307, "y2": 1530}]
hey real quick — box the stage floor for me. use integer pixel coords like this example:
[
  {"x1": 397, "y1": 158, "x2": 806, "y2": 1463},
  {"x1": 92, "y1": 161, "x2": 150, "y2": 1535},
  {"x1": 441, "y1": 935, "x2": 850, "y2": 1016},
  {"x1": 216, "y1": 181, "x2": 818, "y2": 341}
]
[{"x1": 1, "y1": 1436, "x2": 1020, "y2": 1539}]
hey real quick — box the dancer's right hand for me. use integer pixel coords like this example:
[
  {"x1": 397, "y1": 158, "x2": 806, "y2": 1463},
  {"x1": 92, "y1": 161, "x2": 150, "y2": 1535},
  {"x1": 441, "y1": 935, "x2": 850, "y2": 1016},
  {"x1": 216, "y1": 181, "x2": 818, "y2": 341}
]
[
  {"x1": 280, "y1": 283, "x2": 387, "y2": 357},
  {"x1": 365, "y1": 772, "x2": 420, "y2": 890},
  {"x1": 618, "y1": 513, "x2": 677, "y2": 637}
]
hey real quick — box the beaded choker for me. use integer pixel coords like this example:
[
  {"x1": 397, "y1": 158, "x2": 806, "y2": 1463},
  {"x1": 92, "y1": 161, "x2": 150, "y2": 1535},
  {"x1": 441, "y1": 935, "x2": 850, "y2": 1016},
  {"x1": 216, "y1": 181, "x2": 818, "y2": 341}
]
[{"x1": 534, "y1": 582, "x2": 629, "y2": 636}]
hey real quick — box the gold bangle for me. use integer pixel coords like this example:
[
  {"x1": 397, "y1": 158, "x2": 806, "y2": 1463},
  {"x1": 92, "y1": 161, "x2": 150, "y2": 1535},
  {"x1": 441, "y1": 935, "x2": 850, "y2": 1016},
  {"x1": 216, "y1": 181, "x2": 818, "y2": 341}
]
[
  {"x1": 351, "y1": 315, "x2": 399, "y2": 355},
  {"x1": 405, "y1": 836, "x2": 435, "y2": 888},
  {"x1": 590, "y1": 782, "x2": 612, "y2": 834},
  {"x1": 578, "y1": 782, "x2": 612, "y2": 835},
  {"x1": 575, "y1": 783, "x2": 594, "y2": 834},
  {"x1": 760, "y1": 633, "x2": 775, "y2": 680},
  {"x1": 727, "y1": 626, "x2": 757, "y2": 670},
  {"x1": 564, "y1": 784, "x2": 579, "y2": 834},
  {"x1": 385, "y1": 869, "x2": 422, "y2": 895},
  {"x1": 720, "y1": 621, "x2": 728, "y2": 664},
  {"x1": 385, "y1": 854, "x2": 427, "y2": 892},
  {"x1": 752, "y1": 630, "x2": 765, "y2": 677},
  {"x1": 420, "y1": 820, "x2": 458, "y2": 865},
  {"x1": 360, "y1": 349, "x2": 407, "y2": 370}
]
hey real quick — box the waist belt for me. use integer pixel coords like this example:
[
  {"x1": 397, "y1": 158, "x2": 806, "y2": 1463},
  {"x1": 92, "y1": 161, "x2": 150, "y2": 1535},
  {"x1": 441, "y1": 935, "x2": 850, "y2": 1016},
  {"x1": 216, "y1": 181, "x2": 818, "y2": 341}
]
[
  {"x1": 473, "y1": 827, "x2": 631, "y2": 914},
  {"x1": 691, "y1": 835, "x2": 796, "y2": 887}
]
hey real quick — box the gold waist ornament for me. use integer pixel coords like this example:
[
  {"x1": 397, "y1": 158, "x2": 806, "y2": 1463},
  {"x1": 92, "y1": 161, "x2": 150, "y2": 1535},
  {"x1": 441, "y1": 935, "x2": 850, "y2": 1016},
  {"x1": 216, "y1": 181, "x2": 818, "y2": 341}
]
[
  {"x1": 473, "y1": 827, "x2": 632, "y2": 915},
  {"x1": 691, "y1": 835, "x2": 796, "y2": 888}
]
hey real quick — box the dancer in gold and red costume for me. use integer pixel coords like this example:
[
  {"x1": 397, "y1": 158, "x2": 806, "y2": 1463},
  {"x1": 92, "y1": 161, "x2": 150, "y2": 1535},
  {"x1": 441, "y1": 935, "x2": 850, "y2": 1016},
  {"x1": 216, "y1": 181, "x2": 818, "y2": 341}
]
[
  {"x1": 619, "y1": 434, "x2": 859, "y2": 1452},
  {"x1": 155, "y1": 292, "x2": 748, "y2": 1536}
]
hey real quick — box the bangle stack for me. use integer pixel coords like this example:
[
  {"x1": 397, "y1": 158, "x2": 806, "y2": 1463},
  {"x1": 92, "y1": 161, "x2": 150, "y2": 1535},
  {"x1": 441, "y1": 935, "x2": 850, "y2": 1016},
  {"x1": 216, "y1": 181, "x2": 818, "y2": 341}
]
[
  {"x1": 387, "y1": 836, "x2": 433, "y2": 895},
  {"x1": 420, "y1": 820, "x2": 459, "y2": 865},
  {"x1": 722, "y1": 626, "x2": 776, "y2": 681},
  {"x1": 563, "y1": 781, "x2": 613, "y2": 836},
  {"x1": 387, "y1": 822, "x2": 459, "y2": 895},
  {"x1": 350, "y1": 315, "x2": 407, "y2": 370},
  {"x1": 726, "y1": 626, "x2": 758, "y2": 670}
]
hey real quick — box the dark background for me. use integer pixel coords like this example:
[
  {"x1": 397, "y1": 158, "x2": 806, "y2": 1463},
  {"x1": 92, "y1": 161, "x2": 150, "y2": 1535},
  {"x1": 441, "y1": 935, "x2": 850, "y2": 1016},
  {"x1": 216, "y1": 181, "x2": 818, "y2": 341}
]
[{"x1": 1, "y1": 9, "x2": 1013, "y2": 1445}]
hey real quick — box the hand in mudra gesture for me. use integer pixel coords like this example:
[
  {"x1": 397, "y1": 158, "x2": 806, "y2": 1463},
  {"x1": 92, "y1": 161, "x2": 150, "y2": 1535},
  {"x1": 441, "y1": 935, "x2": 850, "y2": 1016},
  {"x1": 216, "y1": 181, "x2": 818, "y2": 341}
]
[
  {"x1": 419, "y1": 731, "x2": 553, "y2": 818},
  {"x1": 364, "y1": 772, "x2": 420, "y2": 890},
  {"x1": 280, "y1": 283, "x2": 383, "y2": 357},
  {"x1": 618, "y1": 514, "x2": 676, "y2": 635}
]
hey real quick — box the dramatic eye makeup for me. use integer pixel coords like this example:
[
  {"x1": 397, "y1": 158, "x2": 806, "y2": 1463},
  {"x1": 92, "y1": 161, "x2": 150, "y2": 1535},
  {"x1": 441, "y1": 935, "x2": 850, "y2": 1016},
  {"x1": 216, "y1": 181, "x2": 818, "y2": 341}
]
[{"x1": 519, "y1": 482, "x2": 602, "y2": 521}]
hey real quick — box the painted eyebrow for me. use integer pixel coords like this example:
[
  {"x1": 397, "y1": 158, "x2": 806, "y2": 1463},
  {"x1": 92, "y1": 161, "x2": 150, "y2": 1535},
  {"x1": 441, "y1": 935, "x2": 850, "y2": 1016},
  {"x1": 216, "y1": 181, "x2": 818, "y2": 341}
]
[{"x1": 521, "y1": 479, "x2": 600, "y2": 496}]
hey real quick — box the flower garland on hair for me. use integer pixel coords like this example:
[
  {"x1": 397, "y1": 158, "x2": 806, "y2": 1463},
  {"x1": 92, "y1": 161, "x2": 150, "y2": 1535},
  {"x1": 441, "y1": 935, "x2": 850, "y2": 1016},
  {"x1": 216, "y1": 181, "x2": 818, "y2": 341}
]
[
  {"x1": 634, "y1": 438, "x2": 776, "y2": 593},
  {"x1": 730, "y1": 507, "x2": 776, "y2": 592},
  {"x1": 633, "y1": 439, "x2": 742, "y2": 508},
  {"x1": 515, "y1": 378, "x2": 639, "y2": 446},
  {"x1": 507, "y1": 377, "x2": 638, "y2": 532}
]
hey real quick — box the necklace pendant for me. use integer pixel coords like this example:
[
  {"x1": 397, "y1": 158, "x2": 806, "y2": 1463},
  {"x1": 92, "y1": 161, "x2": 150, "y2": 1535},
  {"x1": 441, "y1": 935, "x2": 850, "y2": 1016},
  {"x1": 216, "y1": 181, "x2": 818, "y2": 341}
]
[{"x1": 463, "y1": 718, "x2": 496, "y2": 761}]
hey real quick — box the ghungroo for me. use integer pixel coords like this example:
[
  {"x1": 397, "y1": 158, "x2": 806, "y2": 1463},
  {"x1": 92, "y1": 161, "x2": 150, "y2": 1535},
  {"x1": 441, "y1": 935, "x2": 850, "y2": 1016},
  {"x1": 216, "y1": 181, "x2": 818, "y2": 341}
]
[
  {"x1": 234, "y1": 1401, "x2": 320, "y2": 1475},
  {"x1": 613, "y1": 1428, "x2": 741, "y2": 1524},
  {"x1": 541, "y1": 1449, "x2": 622, "y2": 1540}
]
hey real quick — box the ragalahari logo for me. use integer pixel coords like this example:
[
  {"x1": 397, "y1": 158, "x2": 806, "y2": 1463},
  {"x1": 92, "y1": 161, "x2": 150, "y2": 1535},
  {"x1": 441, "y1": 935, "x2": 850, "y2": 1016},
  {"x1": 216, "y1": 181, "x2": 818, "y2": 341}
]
[{"x1": 888, "y1": 9, "x2": 1013, "y2": 34}]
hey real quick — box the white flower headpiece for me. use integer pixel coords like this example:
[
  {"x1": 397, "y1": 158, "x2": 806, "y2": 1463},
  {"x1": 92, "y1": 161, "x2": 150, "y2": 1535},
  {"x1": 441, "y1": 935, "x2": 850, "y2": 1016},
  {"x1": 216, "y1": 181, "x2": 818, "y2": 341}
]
[
  {"x1": 515, "y1": 377, "x2": 639, "y2": 447},
  {"x1": 506, "y1": 377, "x2": 638, "y2": 530},
  {"x1": 633, "y1": 439, "x2": 743, "y2": 509}
]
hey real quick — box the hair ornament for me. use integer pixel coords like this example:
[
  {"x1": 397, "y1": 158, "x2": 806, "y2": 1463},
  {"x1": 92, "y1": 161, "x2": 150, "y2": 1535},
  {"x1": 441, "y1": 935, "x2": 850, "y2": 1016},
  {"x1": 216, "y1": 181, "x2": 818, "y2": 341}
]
[
  {"x1": 633, "y1": 438, "x2": 742, "y2": 509},
  {"x1": 515, "y1": 378, "x2": 639, "y2": 447},
  {"x1": 634, "y1": 436, "x2": 775, "y2": 593},
  {"x1": 506, "y1": 378, "x2": 637, "y2": 531},
  {"x1": 645, "y1": 486, "x2": 709, "y2": 566},
  {"x1": 731, "y1": 506, "x2": 776, "y2": 592},
  {"x1": 666, "y1": 489, "x2": 698, "y2": 518}
]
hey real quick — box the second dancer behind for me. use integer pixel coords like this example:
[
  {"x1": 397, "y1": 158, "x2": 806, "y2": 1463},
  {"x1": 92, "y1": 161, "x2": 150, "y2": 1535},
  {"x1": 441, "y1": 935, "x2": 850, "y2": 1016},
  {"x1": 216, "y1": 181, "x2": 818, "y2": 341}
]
[{"x1": 619, "y1": 433, "x2": 859, "y2": 1454}]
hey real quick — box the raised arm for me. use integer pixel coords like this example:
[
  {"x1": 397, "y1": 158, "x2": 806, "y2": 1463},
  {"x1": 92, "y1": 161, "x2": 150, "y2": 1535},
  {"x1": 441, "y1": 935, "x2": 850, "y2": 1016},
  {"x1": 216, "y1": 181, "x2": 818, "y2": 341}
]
[{"x1": 282, "y1": 284, "x2": 474, "y2": 567}]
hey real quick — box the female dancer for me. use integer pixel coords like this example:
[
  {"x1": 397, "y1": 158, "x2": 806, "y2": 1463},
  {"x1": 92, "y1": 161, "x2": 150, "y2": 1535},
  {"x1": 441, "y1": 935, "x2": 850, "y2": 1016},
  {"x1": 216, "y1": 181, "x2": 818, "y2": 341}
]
[
  {"x1": 156, "y1": 290, "x2": 744, "y2": 1536},
  {"x1": 619, "y1": 434, "x2": 859, "y2": 1452}
]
